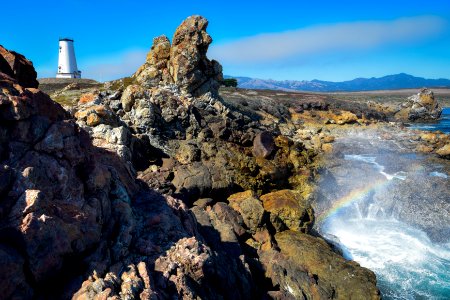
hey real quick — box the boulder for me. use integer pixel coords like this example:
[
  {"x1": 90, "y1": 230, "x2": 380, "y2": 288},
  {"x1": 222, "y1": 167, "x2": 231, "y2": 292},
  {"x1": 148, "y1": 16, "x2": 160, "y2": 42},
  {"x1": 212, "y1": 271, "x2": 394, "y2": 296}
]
[
  {"x1": 395, "y1": 88, "x2": 442, "y2": 121},
  {"x1": 228, "y1": 190, "x2": 265, "y2": 233},
  {"x1": 0, "y1": 45, "x2": 39, "y2": 88},
  {"x1": 436, "y1": 143, "x2": 450, "y2": 157},
  {"x1": 260, "y1": 231, "x2": 380, "y2": 299},
  {"x1": 260, "y1": 189, "x2": 314, "y2": 233},
  {"x1": 74, "y1": 104, "x2": 118, "y2": 127},
  {"x1": 253, "y1": 131, "x2": 275, "y2": 159},
  {"x1": 332, "y1": 111, "x2": 358, "y2": 125}
]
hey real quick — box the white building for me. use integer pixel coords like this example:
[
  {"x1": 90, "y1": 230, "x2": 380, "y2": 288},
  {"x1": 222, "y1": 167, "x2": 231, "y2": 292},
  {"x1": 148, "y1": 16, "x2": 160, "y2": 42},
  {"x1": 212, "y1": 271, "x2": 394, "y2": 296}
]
[{"x1": 56, "y1": 38, "x2": 81, "y2": 78}]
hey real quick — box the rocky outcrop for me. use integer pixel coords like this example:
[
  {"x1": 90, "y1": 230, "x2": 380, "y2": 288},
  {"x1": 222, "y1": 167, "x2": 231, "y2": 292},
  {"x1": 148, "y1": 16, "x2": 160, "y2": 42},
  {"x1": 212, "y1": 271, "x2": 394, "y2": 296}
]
[
  {"x1": 413, "y1": 131, "x2": 450, "y2": 159},
  {"x1": 0, "y1": 15, "x2": 385, "y2": 299},
  {"x1": 169, "y1": 16, "x2": 223, "y2": 96},
  {"x1": 263, "y1": 231, "x2": 380, "y2": 299},
  {"x1": 135, "y1": 16, "x2": 222, "y2": 97},
  {"x1": 0, "y1": 69, "x2": 138, "y2": 298},
  {"x1": 395, "y1": 88, "x2": 442, "y2": 121},
  {"x1": 189, "y1": 188, "x2": 380, "y2": 299},
  {"x1": 0, "y1": 45, "x2": 39, "y2": 88},
  {"x1": 0, "y1": 45, "x2": 257, "y2": 299}
]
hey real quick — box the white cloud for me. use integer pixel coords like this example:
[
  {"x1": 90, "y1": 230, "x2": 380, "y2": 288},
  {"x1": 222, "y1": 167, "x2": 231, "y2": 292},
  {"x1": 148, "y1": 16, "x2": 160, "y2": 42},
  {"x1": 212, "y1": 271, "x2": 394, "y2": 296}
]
[
  {"x1": 80, "y1": 49, "x2": 147, "y2": 81},
  {"x1": 208, "y1": 16, "x2": 446, "y2": 65}
]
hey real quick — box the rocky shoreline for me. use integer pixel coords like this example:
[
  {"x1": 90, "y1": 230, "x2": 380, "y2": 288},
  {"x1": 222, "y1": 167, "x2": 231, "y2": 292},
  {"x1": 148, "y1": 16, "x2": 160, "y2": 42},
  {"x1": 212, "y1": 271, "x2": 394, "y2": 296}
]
[{"x1": 1, "y1": 15, "x2": 448, "y2": 300}]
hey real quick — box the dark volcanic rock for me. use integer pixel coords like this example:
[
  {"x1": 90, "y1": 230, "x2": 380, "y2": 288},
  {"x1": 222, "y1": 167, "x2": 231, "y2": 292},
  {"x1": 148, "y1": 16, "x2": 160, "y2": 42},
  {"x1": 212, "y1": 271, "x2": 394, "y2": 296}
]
[
  {"x1": 0, "y1": 68, "x2": 138, "y2": 298},
  {"x1": 0, "y1": 46, "x2": 258, "y2": 300},
  {"x1": 0, "y1": 45, "x2": 39, "y2": 88},
  {"x1": 253, "y1": 131, "x2": 275, "y2": 159},
  {"x1": 260, "y1": 231, "x2": 380, "y2": 299}
]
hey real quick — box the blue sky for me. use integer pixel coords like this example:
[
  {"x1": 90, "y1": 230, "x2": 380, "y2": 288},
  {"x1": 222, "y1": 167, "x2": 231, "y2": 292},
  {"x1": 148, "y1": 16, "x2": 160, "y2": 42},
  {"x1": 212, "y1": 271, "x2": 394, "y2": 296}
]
[{"x1": 2, "y1": 0, "x2": 450, "y2": 81}]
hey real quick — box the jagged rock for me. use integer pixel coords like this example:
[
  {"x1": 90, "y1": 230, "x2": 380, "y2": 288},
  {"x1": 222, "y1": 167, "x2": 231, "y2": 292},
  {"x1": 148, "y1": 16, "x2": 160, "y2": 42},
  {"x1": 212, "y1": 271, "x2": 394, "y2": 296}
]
[
  {"x1": 73, "y1": 263, "x2": 152, "y2": 300},
  {"x1": 0, "y1": 45, "x2": 39, "y2": 88},
  {"x1": 134, "y1": 15, "x2": 222, "y2": 96},
  {"x1": 395, "y1": 88, "x2": 442, "y2": 121},
  {"x1": 0, "y1": 69, "x2": 138, "y2": 298},
  {"x1": 228, "y1": 190, "x2": 265, "y2": 233},
  {"x1": 260, "y1": 189, "x2": 314, "y2": 233},
  {"x1": 0, "y1": 17, "x2": 384, "y2": 300},
  {"x1": 154, "y1": 236, "x2": 254, "y2": 299},
  {"x1": 170, "y1": 15, "x2": 223, "y2": 96},
  {"x1": 75, "y1": 104, "x2": 119, "y2": 127},
  {"x1": 175, "y1": 141, "x2": 201, "y2": 164},
  {"x1": 121, "y1": 84, "x2": 145, "y2": 112},
  {"x1": 135, "y1": 36, "x2": 172, "y2": 87}
]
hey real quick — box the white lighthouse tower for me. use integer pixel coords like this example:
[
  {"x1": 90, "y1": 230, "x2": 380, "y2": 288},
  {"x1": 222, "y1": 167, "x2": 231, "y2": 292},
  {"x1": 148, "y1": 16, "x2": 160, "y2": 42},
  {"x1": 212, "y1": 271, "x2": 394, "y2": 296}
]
[{"x1": 56, "y1": 38, "x2": 81, "y2": 78}]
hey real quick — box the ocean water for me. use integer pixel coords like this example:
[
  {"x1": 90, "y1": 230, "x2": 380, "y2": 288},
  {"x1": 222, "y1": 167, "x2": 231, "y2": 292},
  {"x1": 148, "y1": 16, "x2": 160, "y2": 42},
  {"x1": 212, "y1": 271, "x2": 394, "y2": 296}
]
[
  {"x1": 409, "y1": 107, "x2": 450, "y2": 134},
  {"x1": 317, "y1": 140, "x2": 450, "y2": 299},
  {"x1": 322, "y1": 218, "x2": 450, "y2": 299}
]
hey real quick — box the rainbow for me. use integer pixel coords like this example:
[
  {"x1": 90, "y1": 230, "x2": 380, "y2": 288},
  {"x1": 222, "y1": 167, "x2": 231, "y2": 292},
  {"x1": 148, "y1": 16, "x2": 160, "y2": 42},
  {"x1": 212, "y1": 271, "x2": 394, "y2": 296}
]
[
  {"x1": 315, "y1": 156, "x2": 427, "y2": 224},
  {"x1": 316, "y1": 178, "x2": 389, "y2": 223}
]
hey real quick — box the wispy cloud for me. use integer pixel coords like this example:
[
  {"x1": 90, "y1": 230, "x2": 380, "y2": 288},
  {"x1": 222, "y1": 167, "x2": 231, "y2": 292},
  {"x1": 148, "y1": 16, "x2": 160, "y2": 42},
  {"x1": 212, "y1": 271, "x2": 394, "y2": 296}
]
[
  {"x1": 209, "y1": 16, "x2": 447, "y2": 65},
  {"x1": 80, "y1": 49, "x2": 147, "y2": 81},
  {"x1": 36, "y1": 49, "x2": 148, "y2": 81}
]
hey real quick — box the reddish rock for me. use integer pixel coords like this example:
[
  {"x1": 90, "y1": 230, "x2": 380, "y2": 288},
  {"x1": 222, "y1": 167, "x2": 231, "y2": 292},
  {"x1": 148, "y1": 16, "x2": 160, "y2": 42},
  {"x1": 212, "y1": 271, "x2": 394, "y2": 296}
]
[
  {"x1": 0, "y1": 45, "x2": 39, "y2": 88},
  {"x1": 253, "y1": 131, "x2": 275, "y2": 159},
  {"x1": 0, "y1": 56, "x2": 138, "y2": 298}
]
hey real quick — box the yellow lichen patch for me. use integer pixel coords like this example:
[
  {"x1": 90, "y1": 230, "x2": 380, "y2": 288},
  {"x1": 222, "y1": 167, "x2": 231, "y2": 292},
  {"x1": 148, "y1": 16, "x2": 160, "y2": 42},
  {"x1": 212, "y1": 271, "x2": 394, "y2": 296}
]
[
  {"x1": 260, "y1": 189, "x2": 314, "y2": 233},
  {"x1": 79, "y1": 93, "x2": 96, "y2": 104}
]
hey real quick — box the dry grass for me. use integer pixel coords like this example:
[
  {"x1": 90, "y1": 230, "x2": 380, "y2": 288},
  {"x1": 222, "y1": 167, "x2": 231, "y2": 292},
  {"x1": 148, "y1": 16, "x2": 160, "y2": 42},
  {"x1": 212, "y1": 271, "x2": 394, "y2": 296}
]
[
  {"x1": 324, "y1": 89, "x2": 450, "y2": 107},
  {"x1": 220, "y1": 87, "x2": 450, "y2": 107}
]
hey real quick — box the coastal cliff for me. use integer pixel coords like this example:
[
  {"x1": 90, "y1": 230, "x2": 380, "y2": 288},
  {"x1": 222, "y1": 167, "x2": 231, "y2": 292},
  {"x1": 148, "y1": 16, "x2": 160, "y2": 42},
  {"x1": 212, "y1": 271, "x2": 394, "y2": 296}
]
[{"x1": 5, "y1": 15, "x2": 449, "y2": 300}]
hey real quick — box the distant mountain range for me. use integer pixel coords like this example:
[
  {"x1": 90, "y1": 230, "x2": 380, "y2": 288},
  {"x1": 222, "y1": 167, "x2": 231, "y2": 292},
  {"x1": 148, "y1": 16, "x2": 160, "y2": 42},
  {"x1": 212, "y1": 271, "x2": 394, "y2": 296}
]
[{"x1": 226, "y1": 73, "x2": 450, "y2": 92}]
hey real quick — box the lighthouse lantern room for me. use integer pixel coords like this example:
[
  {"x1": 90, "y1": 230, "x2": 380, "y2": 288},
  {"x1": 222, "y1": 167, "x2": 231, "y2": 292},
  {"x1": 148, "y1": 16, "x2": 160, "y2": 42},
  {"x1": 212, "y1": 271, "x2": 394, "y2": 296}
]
[{"x1": 56, "y1": 38, "x2": 81, "y2": 79}]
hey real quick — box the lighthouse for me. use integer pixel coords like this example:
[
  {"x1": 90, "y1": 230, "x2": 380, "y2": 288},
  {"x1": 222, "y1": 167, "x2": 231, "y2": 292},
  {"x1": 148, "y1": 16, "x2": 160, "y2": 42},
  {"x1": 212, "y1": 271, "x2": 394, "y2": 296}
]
[{"x1": 56, "y1": 38, "x2": 81, "y2": 78}]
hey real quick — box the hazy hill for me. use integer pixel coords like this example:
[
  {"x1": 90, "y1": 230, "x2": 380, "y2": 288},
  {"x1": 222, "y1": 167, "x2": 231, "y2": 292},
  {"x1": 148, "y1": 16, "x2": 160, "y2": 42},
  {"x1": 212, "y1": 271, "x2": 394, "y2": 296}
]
[{"x1": 228, "y1": 73, "x2": 450, "y2": 92}]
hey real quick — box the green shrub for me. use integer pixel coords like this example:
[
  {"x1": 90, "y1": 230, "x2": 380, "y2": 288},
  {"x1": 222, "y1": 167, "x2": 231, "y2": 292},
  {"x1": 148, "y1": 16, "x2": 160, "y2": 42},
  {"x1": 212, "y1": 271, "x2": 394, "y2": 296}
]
[{"x1": 221, "y1": 78, "x2": 238, "y2": 88}]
